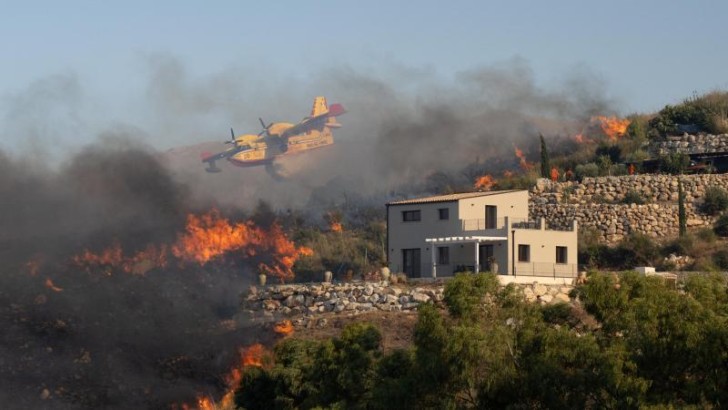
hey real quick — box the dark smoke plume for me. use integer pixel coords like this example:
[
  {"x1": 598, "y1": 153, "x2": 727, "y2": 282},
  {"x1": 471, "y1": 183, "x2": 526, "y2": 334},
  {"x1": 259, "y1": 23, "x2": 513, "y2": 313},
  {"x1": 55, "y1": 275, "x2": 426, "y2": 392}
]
[
  {"x1": 0, "y1": 139, "x2": 261, "y2": 409},
  {"x1": 0, "y1": 56, "x2": 621, "y2": 408}
]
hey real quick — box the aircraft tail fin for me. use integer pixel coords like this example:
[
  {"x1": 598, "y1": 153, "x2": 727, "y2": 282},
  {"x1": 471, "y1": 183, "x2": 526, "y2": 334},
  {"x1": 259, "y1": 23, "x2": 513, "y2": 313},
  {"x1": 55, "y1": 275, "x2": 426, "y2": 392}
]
[{"x1": 311, "y1": 96, "x2": 328, "y2": 117}]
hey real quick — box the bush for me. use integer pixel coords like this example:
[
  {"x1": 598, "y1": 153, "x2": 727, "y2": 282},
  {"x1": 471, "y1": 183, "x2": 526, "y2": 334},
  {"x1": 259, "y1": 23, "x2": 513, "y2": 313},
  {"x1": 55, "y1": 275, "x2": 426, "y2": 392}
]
[
  {"x1": 648, "y1": 91, "x2": 728, "y2": 136},
  {"x1": 702, "y1": 186, "x2": 728, "y2": 215},
  {"x1": 712, "y1": 249, "x2": 728, "y2": 270},
  {"x1": 713, "y1": 214, "x2": 728, "y2": 237},
  {"x1": 609, "y1": 163, "x2": 628, "y2": 176},
  {"x1": 658, "y1": 153, "x2": 690, "y2": 175},
  {"x1": 575, "y1": 163, "x2": 599, "y2": 180},
  {"x1": 622, "y1": 189, "x2": 646, "y2": 205}
]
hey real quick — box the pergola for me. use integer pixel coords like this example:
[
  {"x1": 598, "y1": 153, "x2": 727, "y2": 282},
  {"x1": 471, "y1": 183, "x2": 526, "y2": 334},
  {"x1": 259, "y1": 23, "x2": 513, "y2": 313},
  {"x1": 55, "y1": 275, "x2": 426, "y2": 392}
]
[{"x1": 425, "y1": 235, "x2": 507, "y2": 278}]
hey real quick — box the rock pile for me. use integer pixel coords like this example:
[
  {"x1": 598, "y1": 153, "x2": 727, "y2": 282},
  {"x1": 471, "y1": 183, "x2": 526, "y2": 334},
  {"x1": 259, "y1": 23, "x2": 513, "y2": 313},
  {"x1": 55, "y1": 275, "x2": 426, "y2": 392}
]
[{"x1": 243, "y1": 281, "x2": 574, "y2": 318}]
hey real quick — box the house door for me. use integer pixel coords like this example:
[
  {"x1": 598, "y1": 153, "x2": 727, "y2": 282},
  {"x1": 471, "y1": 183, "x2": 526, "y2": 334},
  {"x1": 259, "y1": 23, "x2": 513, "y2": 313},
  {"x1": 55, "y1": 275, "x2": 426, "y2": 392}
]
[
  {"x1": 402, "y1": 248, "x2": 421, "y2": 277},
  {"x1": 479, "y1": 244, "x2": 494, "y2": 272},
  {"x1": 485, "y1": 205, "x2": 497, "y2": 229}
]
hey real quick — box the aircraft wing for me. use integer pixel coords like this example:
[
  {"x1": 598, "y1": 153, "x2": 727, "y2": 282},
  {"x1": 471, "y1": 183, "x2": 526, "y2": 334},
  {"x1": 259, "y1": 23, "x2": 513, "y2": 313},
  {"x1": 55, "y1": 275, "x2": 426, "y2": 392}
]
[{"x1": 281, "y1": 103, "x2": 346, "y2": 139}]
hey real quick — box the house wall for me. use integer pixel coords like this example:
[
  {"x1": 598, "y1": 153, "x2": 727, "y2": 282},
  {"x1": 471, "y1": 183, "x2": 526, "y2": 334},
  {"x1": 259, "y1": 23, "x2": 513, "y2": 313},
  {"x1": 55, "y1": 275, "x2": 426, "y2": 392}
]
[
  {"x1": 509, "y1": 221, "x2": 578, "y2": 277},
  {"x1": 388, "y1": 191, "x2": 555, "y2": 278},
  {"x1": 457, "y1": 190, "x2": 529, "y2": 222}
]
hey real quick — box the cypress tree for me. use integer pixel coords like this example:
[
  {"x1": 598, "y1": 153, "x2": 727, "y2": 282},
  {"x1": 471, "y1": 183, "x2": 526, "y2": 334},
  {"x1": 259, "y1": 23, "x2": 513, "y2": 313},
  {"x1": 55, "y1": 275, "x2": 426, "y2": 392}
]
[
  {"x1": 678, "y1": 177, "x2": 687, "y2": 237},
  {"x1": 540, "y1": 134, "x2": 550, "y2": 178}
]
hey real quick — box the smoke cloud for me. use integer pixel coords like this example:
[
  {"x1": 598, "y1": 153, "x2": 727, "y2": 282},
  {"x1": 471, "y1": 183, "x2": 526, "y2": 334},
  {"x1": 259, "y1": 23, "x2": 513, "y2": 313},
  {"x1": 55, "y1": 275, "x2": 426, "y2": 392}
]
[{"x1": 0, "y1": 55, "x2": 620, "y2": 408}]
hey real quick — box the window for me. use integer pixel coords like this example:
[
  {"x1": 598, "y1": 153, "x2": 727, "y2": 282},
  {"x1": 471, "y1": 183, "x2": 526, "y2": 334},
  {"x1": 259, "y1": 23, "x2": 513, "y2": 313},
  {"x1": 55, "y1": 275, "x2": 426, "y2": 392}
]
[
  {"x1": 437, "y1": 246, "x2": 450, "y2": 265},
  {"x1": 518, "y1": 244, "x2": 530, "y2": 262},
  {"x1": 438, "y1": 208, "x2": 449, "y2": 220},
  {"x1": 556, "y1": 246, "x2": 568, "y2": 264},
  {"x1": 485, "y1": 205, "x2": 497, "y2": 229},
  {"x1": 402, "y1": 210, "x2": 421, "y2": 222}
]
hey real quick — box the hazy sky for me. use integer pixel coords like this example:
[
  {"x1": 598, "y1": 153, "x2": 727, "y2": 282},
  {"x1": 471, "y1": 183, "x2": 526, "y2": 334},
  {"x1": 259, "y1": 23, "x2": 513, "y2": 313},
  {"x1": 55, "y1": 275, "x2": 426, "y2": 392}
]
[{"x1": 1, "y1": 0, "x2": 727, "y2": 152}]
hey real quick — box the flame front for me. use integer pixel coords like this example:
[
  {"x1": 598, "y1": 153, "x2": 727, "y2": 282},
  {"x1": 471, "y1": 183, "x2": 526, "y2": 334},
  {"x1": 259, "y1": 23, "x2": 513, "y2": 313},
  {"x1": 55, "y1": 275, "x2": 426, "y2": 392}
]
[
  {"x1": 596, "y1": 115, "x2": 630, "y2": 141},
  {"x1": 474, "y1": 174, "x2": 495, "y2": 191},
  {"x1": 574, "y1": 116, "x2": 631, "y2": 143},
  {"x1": 172, "y1": 210, "x2": 263, "y2": 265},
  {"x1": 72, "y1": 209, "x2": 313, "y2": 284}
]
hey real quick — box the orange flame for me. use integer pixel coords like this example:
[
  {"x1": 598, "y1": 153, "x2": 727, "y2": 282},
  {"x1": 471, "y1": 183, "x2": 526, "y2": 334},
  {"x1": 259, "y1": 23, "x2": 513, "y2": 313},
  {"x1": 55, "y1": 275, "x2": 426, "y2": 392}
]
[
  {"x1": 72, "y1": 242, "x2": 167, "y2": 275},
  {"x1": 474, "y1": 174, "x2": 495, "y2": 191},
  {"x1": 180, "y1": 343, "x2": 271, "y2": 409},
  {"x1": 503, "y1": 170, "x2": 514, "y2": 178},
  {"x1": 44, "y1": 278, "x2": 63, "y2": 292},
  {"x1": 574, "y1": 116, "x2": 631, "y2": 143},
  {"x1": 241, "y1": 343, "x2": 266, "y2": 368},
  {"x1": 274, "y1": 320, "x2": 294, "y2": 336},
  {"x1": 514, "y1": 146, "x2": 534, "y2": 171},
  {"x1": 330, "y1": 221, "x2": 343, "y2": 233},
  {"x1": 596, "y1": 115, "x2": 630, "y2": 141},
  {"x1": 550, "y1": 167, "x2": 559, "y2": 182},
  {"x1": 172, "y1": 210, "x2": 263, "y2": 265},
  {"x1": 72, "y1": 209, "x2": 313, "y2": 284}
]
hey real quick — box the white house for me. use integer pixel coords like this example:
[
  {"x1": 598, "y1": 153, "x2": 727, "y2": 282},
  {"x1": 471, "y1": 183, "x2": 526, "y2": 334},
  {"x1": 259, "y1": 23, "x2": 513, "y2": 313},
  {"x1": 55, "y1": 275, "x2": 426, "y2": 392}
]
[{"x1": 386, "y1": 190, "x2": 578, "y2": 278}]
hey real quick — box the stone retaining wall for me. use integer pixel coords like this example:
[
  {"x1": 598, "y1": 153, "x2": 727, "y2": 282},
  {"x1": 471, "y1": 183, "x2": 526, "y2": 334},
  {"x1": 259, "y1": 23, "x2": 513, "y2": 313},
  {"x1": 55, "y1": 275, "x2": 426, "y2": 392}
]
[
  {"x1": 651, "y1": 133, "x2": 728, "y2": 156},
  {"x1": 243, "y1": 281, "x2": 573, "y2": 319},
  {"x1": 530, "y1": 174, "x2": 727, "y2": 243}
]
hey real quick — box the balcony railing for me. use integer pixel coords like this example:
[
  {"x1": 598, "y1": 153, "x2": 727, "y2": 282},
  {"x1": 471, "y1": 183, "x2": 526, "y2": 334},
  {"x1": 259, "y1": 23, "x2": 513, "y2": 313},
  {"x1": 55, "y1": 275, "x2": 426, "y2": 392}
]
[
  {"x1": 514, "y1": 262, "x2": 577, "y2": 278},
  {"x1": 461, "y1": 217, "x2": 506, "y2": 231},
  {"x1": 510, "y1": 218, "x2": 541, "y2": 230},
  {"x1": 461, "y1": 217, "x2": 574, "y2": 232}
]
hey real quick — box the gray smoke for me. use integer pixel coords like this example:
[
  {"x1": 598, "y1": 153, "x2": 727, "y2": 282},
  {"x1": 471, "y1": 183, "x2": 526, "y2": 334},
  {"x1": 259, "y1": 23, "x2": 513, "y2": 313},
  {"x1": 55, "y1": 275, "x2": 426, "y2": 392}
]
[
  {"x1": 138, "y1": 55, "x2": 619, "y2": 209},
  {"x1": 0, "y1": 56, "x2": 619, "y2": 407}
]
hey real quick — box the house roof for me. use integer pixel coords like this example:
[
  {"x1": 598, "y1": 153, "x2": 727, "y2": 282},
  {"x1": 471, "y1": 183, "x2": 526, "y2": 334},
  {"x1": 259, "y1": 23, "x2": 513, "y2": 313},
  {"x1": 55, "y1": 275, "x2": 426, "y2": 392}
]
[{"x1": 386, "y1": 190, "x2": 523, "y2": 206}]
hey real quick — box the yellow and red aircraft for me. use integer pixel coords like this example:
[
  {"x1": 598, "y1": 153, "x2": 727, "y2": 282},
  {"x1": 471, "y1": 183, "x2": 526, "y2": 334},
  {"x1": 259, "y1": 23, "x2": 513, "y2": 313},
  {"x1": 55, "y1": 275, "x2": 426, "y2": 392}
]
[{"x1": 201, "y1": 97, "x2": 346, "y2": 173}]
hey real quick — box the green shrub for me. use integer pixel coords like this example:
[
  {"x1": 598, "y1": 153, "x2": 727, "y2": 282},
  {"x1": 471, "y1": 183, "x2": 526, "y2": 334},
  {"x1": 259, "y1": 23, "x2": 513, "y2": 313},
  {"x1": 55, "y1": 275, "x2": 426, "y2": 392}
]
[
  {"x1": 702, "y1": 186, "x2": 728, "y2": 215},
  {"x1": 712, "y1": 249, "x2": 728, "y2": 270},
  {"x1": 658, "y1": 153, "x2": 690, "y2": 175},
  {"x1": 713, "y1": 214, "x2": 728, "y2": 237},
  {"x1": 609, "y1": 163, "x2": 628, "y2": 176},
  {"x1": 648, "y1": 91, "x2": 728, "y2": 136},
  {"x1": 575, "y1": 163, "x2": 599, "y2": 180},
  {"x1": 622, "y1": 189, "x2": 646, "y2": 205}
]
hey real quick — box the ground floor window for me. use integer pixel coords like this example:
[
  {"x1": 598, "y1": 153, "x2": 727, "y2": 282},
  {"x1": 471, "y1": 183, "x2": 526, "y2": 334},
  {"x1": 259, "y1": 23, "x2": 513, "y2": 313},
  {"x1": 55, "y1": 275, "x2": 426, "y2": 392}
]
[
  {"x1": 518, "y1": 244, "x2": 530, "y2": 262},
  {"x1": 556, "y1": 246, "x2": 568, "y2": 264}
]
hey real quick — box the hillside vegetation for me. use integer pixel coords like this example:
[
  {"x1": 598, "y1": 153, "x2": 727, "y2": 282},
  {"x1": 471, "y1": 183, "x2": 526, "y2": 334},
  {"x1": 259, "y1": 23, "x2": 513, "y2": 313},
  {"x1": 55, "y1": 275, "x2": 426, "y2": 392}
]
[{"x1": 235, "y1": 272, "x2": 728, "y2": 409}]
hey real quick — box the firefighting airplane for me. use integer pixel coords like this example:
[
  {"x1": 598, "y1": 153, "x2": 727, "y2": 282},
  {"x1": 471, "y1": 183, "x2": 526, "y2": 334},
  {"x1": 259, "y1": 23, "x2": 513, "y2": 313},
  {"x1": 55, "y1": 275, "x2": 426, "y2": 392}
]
[{"x1": 201, "y1": 97, "x2": 346, "y2": 173}]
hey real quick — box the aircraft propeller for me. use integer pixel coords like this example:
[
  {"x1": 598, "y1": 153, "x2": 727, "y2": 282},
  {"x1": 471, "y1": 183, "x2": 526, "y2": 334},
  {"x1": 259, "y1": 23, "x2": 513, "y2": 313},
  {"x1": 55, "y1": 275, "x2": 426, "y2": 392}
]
[
  {"x1": 225, "y1": 127, "x2": 236, "y2": 144},
  {"x1": 258, "y1": 117, "x2": 272, "y2": 137}
]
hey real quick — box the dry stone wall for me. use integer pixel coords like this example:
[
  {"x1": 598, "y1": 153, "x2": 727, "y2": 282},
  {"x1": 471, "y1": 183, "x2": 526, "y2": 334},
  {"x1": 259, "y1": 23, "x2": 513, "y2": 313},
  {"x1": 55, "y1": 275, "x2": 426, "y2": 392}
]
[
  {"x1": 243, "y1": 281, "x2": 573, "y2": 319},
  {"x1": 530, "y1": 173, "x2": 728, "y2": 243},
  {"x1": 651, "y1": 133, "x2": 728, "y2": 155}
]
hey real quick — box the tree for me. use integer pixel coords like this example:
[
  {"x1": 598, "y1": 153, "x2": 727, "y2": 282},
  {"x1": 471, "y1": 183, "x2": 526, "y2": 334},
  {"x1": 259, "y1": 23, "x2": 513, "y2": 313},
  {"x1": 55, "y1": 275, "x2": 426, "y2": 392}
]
[
  {"x1": 678, "y1": 178, "x2": 687, "y2": 236},
  {"x1": 539, "y1": 134, "x2": 550, "y2": 179}
]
